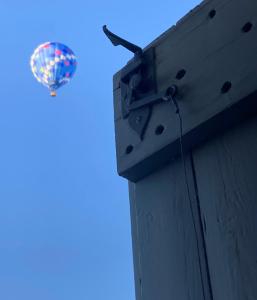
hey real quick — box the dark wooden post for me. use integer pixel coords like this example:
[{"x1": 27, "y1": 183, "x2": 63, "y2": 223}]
[{"x1": 113, "y1": 0, "x2": 257, "y2": 299}]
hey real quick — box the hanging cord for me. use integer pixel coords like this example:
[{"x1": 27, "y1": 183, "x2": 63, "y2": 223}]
[
  {"x1": 165, "y1": 86, "x2": 191, "y2": 205},
  {"x1": 167, "y1": 87, "x2": 208, "y2": 299},
  {"x1": 172, "y1": 99, "x2": 191, "y2": 203},
  {"x1": 133, "y1": 187, "x2": 144, "y2": 299}
]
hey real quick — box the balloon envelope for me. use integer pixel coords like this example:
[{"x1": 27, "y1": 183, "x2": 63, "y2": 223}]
[{"x1": 30, "y1": 42, "x2": 77, "y2": 96}]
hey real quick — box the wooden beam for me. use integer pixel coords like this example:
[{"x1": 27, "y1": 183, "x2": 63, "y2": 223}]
[{"x1": 113, "y1": 0, "x2": 257, "y2": 182}]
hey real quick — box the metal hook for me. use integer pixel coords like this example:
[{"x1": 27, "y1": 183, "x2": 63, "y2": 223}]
[
  {"x1": 165, "y1": 85, "x2": 179, "y2": 114},
  {"x1": 103, "y1": 25, "x2": 143, "y2": 57}
]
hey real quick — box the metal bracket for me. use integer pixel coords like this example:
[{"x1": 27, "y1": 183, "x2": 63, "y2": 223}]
[
  {"x1": 103, "y1": 25, "x2": 178, "y2": 139},
  {"x1": 103, "y1": 25, "x2": 143, "y2": 57}
]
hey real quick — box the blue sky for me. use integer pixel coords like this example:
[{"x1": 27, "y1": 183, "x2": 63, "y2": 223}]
[{"x1": 0, "y1": 1, "x2": 201, "y2": 299}]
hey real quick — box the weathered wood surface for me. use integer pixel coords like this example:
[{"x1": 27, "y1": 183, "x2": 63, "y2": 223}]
[
  {"x1": 112, "y1": 0, "x2": 257, "y2": 299},
  {"x1": 129, "y1": 157, "x2": 212, "y2": 300},
  {"x1": 192, "y1": 116, "x2": 257, "y2": 300},
  {"x1": 129, "y1": 113, "x2": 257, "y2": 300},
  {"x1": 113, "y1": 0, "x2": 257, "y2": 182}
]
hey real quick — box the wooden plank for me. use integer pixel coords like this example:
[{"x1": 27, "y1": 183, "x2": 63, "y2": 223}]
[
  {"x1": 113, "y1": 0, "x2": 257, "y2": 182},
  {"x1": 119, "y1": 90, "x2": 257, "y2": 181},
  {"x1": 129, "y1": 157, "x2": 213, "y2": 300},
  {"x1": 192, "y1": 116, "x2": 257, "y2": 300}
]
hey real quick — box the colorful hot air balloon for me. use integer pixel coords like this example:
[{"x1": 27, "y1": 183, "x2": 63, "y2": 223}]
[{"x1": 30, "y1": 42, "x2": 77, "y2": 97}]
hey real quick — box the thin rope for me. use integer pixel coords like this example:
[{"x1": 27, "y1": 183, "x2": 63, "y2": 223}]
[
  {"x1": 133, "y1": 184, "x2": 144, "y2": 300},
  {"x1": 173, "y1": 100, "x2": 207, "y2": 300}
]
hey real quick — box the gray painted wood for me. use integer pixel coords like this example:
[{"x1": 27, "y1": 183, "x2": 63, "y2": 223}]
[
  {"x1": 113, "y1": 0, "x2": 257, "y2": 182},
  {"x1": 129, "y1": 157, "x2": 212, "y2": 300},
  {"x1": 192, "y1": 116, "x2": 257, "y2": 300},
  {"x1": 111, "y1": 0, "x2": 257, "y2": 299}
]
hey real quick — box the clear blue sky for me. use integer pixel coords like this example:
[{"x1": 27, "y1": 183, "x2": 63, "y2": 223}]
[{"x1": 0, "y1": 1, "x2": 201, "y2": 299}]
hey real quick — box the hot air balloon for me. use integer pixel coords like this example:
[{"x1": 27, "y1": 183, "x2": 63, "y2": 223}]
[{"x1": 30, "y1": 42, "x2": 77, "y2": 97}]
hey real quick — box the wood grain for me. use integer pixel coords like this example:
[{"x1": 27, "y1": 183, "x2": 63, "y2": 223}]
[
  {"x1": 129, "y1": 157, "x2": 212, "y2": 300},
  {"x1": 192, "y1": 116, "x2": 257, "y2": 300},
  {"x1": 113, "y1": 0, "x2": 257, "y2": 182}
]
